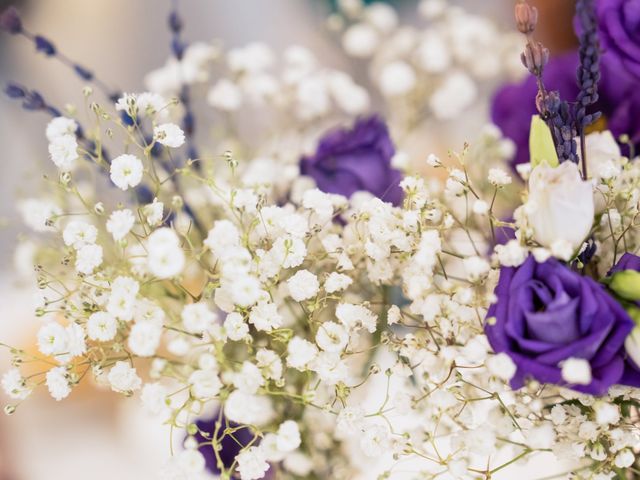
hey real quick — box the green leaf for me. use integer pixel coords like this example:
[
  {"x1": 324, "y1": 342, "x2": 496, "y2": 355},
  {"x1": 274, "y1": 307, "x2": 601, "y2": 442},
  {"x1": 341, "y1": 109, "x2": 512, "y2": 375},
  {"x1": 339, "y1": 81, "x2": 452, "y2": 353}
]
[{"x1": 529, "y1": 115, "x2": 559, "y2": 168}]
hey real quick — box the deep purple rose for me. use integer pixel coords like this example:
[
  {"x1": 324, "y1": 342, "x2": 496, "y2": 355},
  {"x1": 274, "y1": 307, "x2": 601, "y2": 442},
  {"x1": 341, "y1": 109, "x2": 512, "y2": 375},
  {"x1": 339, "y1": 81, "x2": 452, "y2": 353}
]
[
  {"x1": 485, "y1": 256, "x2": 635, "y2": 395},
  {"x1": 300, "y1": 115, "x2": 404, "y2": 205},
  {"x1": 596, "y1": 0, "x2": 640, "y2": 78}
]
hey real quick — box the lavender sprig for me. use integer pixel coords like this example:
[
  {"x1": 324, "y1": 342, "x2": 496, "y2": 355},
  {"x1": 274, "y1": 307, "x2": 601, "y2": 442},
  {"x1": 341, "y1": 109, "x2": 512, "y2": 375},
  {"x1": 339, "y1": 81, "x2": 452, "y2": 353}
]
[
  {"x1": 169, "y1": 0, "x2": 199, "y2": 163},
  {"x1": 574, "y1": 0, "x2": 602, "y2": 179},
  {"x1": 0, "y1": 6, "x2": 120, "y2": 102},
  {"x1": 516, "y1": 2, "x2": 579, "y2": 164}
]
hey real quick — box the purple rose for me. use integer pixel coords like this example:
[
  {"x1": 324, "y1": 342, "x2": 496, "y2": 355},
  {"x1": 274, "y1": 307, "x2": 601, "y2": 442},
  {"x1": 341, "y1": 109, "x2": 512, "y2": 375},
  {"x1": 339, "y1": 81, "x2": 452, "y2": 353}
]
[
  {"x1": 300, "y1": 115, "x2": 404, "y2": 205},
  {"x1": 485, "y1": 256, "x2": 635, "y2": 395},
  {"x1": 596, "y1": 0, "x2": 640, "y2": 78}
]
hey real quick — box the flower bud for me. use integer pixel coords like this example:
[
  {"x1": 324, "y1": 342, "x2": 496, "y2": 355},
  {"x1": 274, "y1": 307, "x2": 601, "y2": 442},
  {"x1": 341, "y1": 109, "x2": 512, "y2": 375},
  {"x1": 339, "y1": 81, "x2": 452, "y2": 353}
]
[
  {"x1": 520, "y1": 41, "x2": 549, "y2": 76},
  {"x1": 0, "y1": 6, "x2": 22, "y2": 34},
  {"x1": 515, "y1": 2, "x2": 538, "y2": 34},
  {"x1": 609, "y1": 270, "x2": 640, "y2": 301}
]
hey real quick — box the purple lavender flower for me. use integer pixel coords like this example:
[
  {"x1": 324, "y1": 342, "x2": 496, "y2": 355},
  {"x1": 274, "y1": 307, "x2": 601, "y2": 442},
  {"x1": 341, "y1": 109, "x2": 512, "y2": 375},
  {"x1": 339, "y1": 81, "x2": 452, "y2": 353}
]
[
  {"x1": 491, "y1": 52, "x2": 580, "y2": 167},
  {"x1": 595, "y1": 0, "x2": 640, "y2": 78},
  {"x1": 300, "y1": 115, "x2": 404, "y2": 205},
  {"x1": 492, "y1": 52, "x2": 638, "y2": 167},
  {"x1": 485, "y1": 256, "x2": 637, "y2": 395}
]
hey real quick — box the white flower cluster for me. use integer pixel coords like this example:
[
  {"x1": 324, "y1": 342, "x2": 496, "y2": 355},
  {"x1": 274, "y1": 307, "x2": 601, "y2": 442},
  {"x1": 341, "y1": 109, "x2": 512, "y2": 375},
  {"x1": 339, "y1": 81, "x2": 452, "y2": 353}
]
[
  {"x1": 334, "y1": 0, "x2": 523, "y2": 120},
  {"x1": 4, "y1": 2, "x2": 640, "y2": 479}
]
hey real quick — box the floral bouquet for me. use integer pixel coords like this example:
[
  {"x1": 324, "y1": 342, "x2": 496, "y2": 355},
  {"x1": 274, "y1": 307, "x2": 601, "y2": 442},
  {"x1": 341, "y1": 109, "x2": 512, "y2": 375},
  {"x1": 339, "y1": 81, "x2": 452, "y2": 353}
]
[{"x1": 1, "y1": 0, "x2": 640, "y2": 479}]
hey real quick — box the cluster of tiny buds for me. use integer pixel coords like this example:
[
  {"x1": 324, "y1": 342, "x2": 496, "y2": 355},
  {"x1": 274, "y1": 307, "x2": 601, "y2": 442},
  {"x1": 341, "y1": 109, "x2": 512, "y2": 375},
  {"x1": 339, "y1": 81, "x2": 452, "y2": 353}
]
[{"x1": 514, "y1": 2, "x2": 538, "y2": 35}]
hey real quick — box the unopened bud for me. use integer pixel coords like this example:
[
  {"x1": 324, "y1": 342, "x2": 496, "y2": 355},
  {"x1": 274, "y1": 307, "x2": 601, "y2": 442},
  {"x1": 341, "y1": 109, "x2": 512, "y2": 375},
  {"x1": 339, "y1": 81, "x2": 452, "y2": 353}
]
[
  {"x1": 515, "y1": 2, "x2": 538, "y2": 34},
  {"x1": 520, "y1": 41, "x2": 549, "y2": 76}
]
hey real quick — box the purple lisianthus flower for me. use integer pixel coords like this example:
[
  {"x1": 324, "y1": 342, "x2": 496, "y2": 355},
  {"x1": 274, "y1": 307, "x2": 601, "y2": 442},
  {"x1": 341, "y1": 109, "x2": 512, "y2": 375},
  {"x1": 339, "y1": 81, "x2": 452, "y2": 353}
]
[
  {"x1": 300, "y1": 115, "x2": 404, "y2": 205},
  {"x1": 596, "y1": 0, "x2": 640, "y2": 78},
  {"x1": 609, "y1": 252, "x2": 640, "y2": 274},
  {"x1": 485, "y1": 256, "x2": 636, "y2": 395},
  {"x1": 193, "y1": 414, "x2": 265, "y2": 477}
]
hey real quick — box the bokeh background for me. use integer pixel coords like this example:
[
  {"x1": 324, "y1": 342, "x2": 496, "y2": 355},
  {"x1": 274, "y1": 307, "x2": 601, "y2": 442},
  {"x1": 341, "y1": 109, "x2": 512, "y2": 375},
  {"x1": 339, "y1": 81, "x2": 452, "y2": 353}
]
[{"x1": 0, "y1": 1, "x2": 576, "y2": 478}]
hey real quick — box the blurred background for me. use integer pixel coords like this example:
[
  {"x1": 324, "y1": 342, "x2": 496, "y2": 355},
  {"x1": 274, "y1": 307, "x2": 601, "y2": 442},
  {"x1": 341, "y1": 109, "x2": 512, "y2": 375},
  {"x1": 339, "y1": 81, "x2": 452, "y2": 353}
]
[{"x1": 0, "y1": 1, "x2": 576, "y2": 478}]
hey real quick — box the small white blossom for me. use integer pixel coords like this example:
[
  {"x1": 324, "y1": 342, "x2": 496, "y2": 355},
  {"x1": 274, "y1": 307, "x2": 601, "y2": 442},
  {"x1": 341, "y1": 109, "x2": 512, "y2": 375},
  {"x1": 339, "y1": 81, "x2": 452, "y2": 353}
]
[
  {"x1": 181, "y1": 302, "x2": 217, "y2": 334},
  {"x1": 75, "y1": 243, "x2": 103, "y2": 274},
  {"x1": 277, "y1": 420, "x2": 301, "y2": 452},
  {"x1": 154, "y1": 123, "x2": 185, "y2": 148},
  {"x1": 106, "y1": 209, "x2": 135, "y2": 241},
  {"x1": 46, "y1": 366, "x2": 71, "y2": 401},
  {"x1": 189, "y1": 369, "x2": 222, "y2": 399},
  {"x1": 110, "y1": 154, "x2": 143, "y2": 190},
  {"x1": 249, "y1": 302, "x2": 283, "y2": 332},
  {"x1": 1, "y1": 368, "x2": 30, "y2": 400},
  {"x1": 108, "y1": 361, "x2": 142, "y2": 393},
  {"x1": 48, "y1": 134, "x2": 79, "y2": 171},
  {"x1": 486, "y1": 353, "x2": 517, "y2": 381},
  {"x1": 315, "y1": 321, "x2": 349, "y2": 352},
  {"x1": 63, "y1": 221, "x2": 97, "y2": 250},
  {"x1": 208, "y1": 79, "x2": 242, "y2": 111},
  {"x1": 147, "y1": 228, "x2": 185, "y2": 278},
  {"x1": 87, "y1": 311, "x2": 118, "y2": 341},
  {"x1": 360, "y1": 424, "x2": 391, "y2": 457},
  {"x1": 233, "y1": 361, "x2": 264, "y2": 394},
  {"x1": 143, "y1": 199, "x2": 164, "y2": 226},
  {"x1": 224, "y1": 312, "x2": 249, "y2": 341},
  {"x1": 336, "y1": 303, "x2": 377, "y2": 333},
  {"x1": 488, "y1": 167, "x2": 512, "y2": 186},
  {"x1": 46, "y1": 117, "x2": 78, "y2": 142},
  {"x1": 561, "y1": 358, "x2": 592, "y2": 385},
  {"x1": 236, "y1": 446, "x2": 269, "y2": 480},
  {"x1": 287, "y1": 269, "x2": 319, "y2": 301},
  {"x1": 324, "y1": 272, "x2": 352, "y2": 294},
  {"x1": 614, "y1": 450, "x2": 635, "y2": 468},
  {"x1": 287, "y1": 337, "x2": 318, "y2": 370},
  {"x1": 128, "y1": 319, "x2": 163, "y2": 357}
]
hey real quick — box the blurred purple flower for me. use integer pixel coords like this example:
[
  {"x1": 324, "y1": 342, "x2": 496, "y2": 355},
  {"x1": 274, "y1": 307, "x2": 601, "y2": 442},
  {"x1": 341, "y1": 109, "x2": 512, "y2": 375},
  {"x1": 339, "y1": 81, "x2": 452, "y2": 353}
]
[
  {"x1": 0, "y1": 6, "x2": 22, "y2": 34},
  {"x1": 610, "y1": 252, "x2": 640, "y2": 274},
  {"x1": 485, "y1": 256, "x2": 637, "y2": 395},
  {"x1": 193, "y1": 414, "x2": 264, "y2": 477},
  {"x1": 596, "y1": 0, "x2": 640, "y2": 78},
  {"x1": 300, "y1": 115, "x2": 404, "y2": 205}
]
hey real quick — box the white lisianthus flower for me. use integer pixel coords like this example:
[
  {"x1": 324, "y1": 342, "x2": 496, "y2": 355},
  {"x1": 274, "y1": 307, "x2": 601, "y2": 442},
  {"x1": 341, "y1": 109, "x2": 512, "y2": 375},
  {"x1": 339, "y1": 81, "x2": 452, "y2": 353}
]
[
  {"x1": 526, "y1": 161, "x2": 594, "y2": 251},
  {"x1": 86, "y1": 311, "x2": 118, "y2": 341},
  {"x1": 287, "y1": 269, "x2": 319, "y2": 302},
  {"x1": 48, "y1": 134, "x2": 79, "y2": 171},
  {"x1": 63, "y1": 220, "x2": 97, "y2": 250},
  {"x1": 236, "y1": 446, "x2": 269, "y2": 480},
  {"x1": 46, "y1": 116, "x2": 78, "y2": 142},
  {"x1": 153, "y1": 123, "x2": 185, "y2": 148},
  {"x1": 108, "y1": 361, "x2": 142, "y2": 393},
  {"x1": 147, "y1": 228, "x2": 185, "y2": 278},
  {"x1": 110, "y1": 154, "x2": 143, "y2": 190},
  {"x1": 106, "y1": 209, "x2": 135, "y2": 241},
  {"x1": 46, "y1": 366, "x2": 71, "y2": 401}
]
